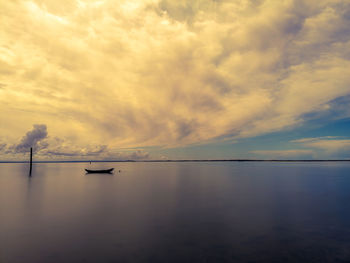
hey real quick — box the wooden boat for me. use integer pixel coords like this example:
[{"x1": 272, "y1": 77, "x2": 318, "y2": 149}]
[{"x1": 85, "y1": 168, "x2": 114, "y2": 174}]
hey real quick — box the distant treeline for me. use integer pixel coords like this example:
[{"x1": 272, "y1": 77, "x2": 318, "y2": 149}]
[{"x1": 1, "y1": 159, "x2": 350, "y2": 163}]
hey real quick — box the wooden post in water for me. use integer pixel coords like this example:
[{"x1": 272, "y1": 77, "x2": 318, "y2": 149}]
[{"x1": 29, "y1": 147, "x2": 33, "y2": 176}]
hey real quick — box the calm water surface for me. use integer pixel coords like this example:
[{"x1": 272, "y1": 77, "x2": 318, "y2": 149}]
[{"x1": 1, "y1": 162, "x2": 350, "y2": 262}]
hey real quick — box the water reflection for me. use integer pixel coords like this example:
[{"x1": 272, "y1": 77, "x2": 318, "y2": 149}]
[{"x1": 1, "y1": 162, "x2": 350, "y2": 262}]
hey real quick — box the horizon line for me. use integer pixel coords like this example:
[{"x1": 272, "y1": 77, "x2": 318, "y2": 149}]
[{"x1": 1, "y1": 159, "x2": 350, "y2": 163}]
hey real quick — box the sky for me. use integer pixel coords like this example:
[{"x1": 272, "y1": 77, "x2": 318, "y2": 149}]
[{"x1": 1, "y1": 0, "x2": 350, "y2": 160}]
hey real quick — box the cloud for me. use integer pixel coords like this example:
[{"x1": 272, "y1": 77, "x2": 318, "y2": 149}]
[
  {"x1": 1, "y1": 124, "x2": 150, "y2": 160},
  {"x1": 292, "y1": 137, "x2": 350, "y2": 153},
  {"x1": 128, "y1": 150, "x2": 150, "y2": 160},
  {"x1": 0, "y1": 143, "x2": 6, "y2": 153},
  {"x1": 251, "y1": 149, "x2": 314, "y2": 159},
  {"x1": 12, "y1": 124, "x2": 48, "y2": 153},
  {"x1": 252, "y1": 136, "x2": 350, "y2": 160},
  {"x1": 41, "y1": 144, "x2": 150, "y2": 160},
  {"x1": 291, "y1": 136, "x2": 339, "y2": 143},
  {"x1": 0, "y1": 0, "x2": 350, "y2": 152}
]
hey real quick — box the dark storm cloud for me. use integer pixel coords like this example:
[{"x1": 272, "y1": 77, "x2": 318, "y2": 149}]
[{"x1": 13, "y1": 124, "x2": 48, "y2": 153}]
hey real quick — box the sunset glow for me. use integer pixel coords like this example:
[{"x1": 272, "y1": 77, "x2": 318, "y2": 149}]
[{"x1": 1, "y1": 0, "x2": 350, "y2": 160}]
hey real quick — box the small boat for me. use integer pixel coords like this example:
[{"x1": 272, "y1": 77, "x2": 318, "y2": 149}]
[{"x1": 85, "y1": 168, "x2": 114, "y2": 174}]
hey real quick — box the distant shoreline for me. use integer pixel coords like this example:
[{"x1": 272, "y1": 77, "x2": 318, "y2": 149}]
[{"x1": 1, "y1": 159, "x2": 350, "y2": 163}]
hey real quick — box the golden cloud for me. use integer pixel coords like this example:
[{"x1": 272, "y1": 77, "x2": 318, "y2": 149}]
[
  {"x1": 1, "y1": 0, "x2": 350, "y2": 151},
  {"x1": 292, "y1": 137, "x2": 350, "y2": 153}
]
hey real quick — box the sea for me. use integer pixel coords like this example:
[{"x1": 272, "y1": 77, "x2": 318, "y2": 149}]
[{"x1": 1, "y1": 161, "x2": 350, "y2": 263}]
